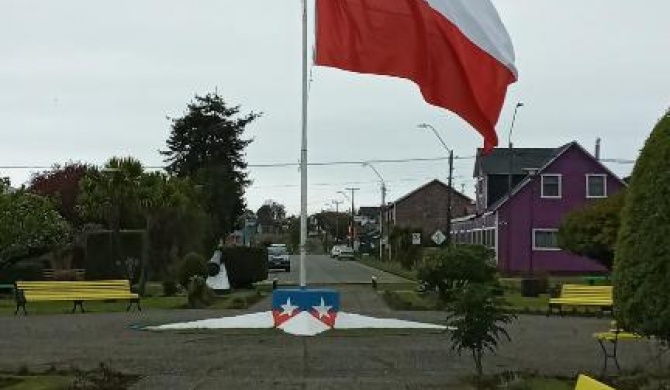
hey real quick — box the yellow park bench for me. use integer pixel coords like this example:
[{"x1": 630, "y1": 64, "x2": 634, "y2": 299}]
[
  {"x1": 593, "y1": 327, "x2": 669, "y2": 375},
  {"x1": 547, "y1": 284, "x2": 613, "y2": 316},
  {"x1": 575, "y1": 374, "x2": 615, "y2": 390},
  {"x1": 14, "y1": 280, "x2": 140, "y2": 315}
]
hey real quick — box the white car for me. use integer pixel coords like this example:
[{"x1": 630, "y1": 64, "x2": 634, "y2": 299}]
[
  {"x1": 337, "y1": 246, "x2": 355, "y2": 260},
  {"x1": 330, "y1": 245, "x2": 342, "y2": 258}
]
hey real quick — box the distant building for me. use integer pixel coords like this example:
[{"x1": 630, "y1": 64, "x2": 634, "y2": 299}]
[
  {"x1": 452, "y1": 141, "x2": 626, "y2": 274},
  {"x1": 386, "y1": 179, "x2": 474, "y2": 238}
]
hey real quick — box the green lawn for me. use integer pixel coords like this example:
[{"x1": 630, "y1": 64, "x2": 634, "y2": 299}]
[
  {"x1": 524, "y1": 378, "x2": 573, "y2": 390},
  {"x1": 0, "y1": 375, "x2": 73, "y2": 390},
  {"x1": 357, "y1": 258, "x2": 418, "y2": 281},
  {"x1": 0, "y1": 288, "x2": 267, "y2": 316}
]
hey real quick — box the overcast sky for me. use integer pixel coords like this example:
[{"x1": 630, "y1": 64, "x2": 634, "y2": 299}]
[{"x1": 1, "y1": 0, "x2": 669, "y2": 215}]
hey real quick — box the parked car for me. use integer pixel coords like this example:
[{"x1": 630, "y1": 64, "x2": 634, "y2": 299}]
[
  {"x1": 336, "y1": 245, "x2": 355, "y2": 260},
  {"x1": 268, "y1": 246, "x2": 290, "y2": 272},
  {"x1": 330, "y1": 245, "x2": 342, "y2": 258}
]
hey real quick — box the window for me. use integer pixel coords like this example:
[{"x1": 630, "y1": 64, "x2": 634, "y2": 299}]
[
  {"x1": 533, "y1": 229, "x2": 560, "y2": 251},
  {"x1": 541, "y1": 175, "x2": 562, "y2": 198},
  {"x1": 587, "y1": 174, "x2": 607, "y2": 198}
]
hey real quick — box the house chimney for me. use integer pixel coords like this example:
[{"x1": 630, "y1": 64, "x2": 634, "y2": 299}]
[{"x1": 595, "y1": 138, "x2": 601, "y2": 161}]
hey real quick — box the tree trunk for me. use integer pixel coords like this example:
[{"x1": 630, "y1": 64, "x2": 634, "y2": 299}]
[{"x1": 472, "y1": 349, "x2": 484, "y2": 378}]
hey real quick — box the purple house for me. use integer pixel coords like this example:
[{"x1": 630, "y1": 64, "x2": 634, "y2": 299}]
[{"x1": 451, "y1": 142, "x2": 626, "y2": 275}]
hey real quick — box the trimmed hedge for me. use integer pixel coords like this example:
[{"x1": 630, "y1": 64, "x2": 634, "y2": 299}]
[
  {"x1": 84, "y1": 231, "x2": 144, "y2": 280},
  {"x1": 614, "y1": 109, "x2": 670, "y2": 341},
  {"x1": 221, "y1": 247, "x2": 268, "y2": 288},
  {"x1": 0, "y1": 259, "x2": 46, "y2": 283}
]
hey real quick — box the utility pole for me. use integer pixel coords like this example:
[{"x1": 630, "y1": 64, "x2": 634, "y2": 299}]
[
  {"x1": 418, "y1": 123, "x2": 454, "y2": 247},
  {"x1": 380, "y1": 183, "x2": 387, "y2": 259},
  {"x1": 332, "y1": 199, "x2": 343, "y2": 242},
  {"x1": 344, "y1": 187, "x2": 360, "y2": 248},
  {"x1": 446, "y1": 149, "x2": 454, "y2": 247},
  {"x1": 362, "y1": 163, "x2": 387, "y2": 259}
]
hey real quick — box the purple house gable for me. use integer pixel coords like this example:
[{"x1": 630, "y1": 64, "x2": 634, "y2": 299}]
[{"x1": 453, "y1": 142, "x2": 626, "y2": 275}]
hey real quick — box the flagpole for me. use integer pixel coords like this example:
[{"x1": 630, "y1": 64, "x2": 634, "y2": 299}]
[{"x1": 299, "y1": 0, "x2": 309, "y2": 288}]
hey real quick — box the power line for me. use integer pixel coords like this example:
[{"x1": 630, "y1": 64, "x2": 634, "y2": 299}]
[{"x1": 0, "y1": 156, "x2": 637, "y2": 171}]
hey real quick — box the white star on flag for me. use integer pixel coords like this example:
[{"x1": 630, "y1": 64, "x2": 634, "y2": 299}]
[
  {"x1": 280, "y1": 298, "x2": 298, "y2": 317},
  {"x1": 312, "y1": 297, "x2": 332, "y2": 319}
]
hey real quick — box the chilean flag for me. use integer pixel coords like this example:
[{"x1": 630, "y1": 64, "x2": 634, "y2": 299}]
[{"x1": 315, "y1": 0, "x2": 518, "y2": 152}]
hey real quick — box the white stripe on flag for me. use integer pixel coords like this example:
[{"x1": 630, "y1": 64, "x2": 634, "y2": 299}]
[{"x1": 424, "y1": 0, "x2": 517, "y2": 77}]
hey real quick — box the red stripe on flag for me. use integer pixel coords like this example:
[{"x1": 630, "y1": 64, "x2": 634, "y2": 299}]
[{"x1": 315, "y1": 0, "x2": 516, "y2": 151}]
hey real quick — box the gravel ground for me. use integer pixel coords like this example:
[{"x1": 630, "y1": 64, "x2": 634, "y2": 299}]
[{"x1": 0, "y1": 286, "x2": 658, "y2": 389}]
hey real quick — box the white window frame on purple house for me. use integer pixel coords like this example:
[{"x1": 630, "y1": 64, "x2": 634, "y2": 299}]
[
  {"x1": 586, "y1": 174, "x2": 608, "y2": 198},
  {"x1": 532, "y1": 229, "x2": 561, "y2": 251},
  {"x1": 541, "y1": 174, "x2": 562, "y2": 199}
]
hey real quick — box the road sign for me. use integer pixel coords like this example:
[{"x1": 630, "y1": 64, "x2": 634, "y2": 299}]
[
  {"x1": 412, "y1": 233, "x2": 421, "y2": 245},
  {"x1": 432, "y1": 230, "x2": 446, "y2": 245}
]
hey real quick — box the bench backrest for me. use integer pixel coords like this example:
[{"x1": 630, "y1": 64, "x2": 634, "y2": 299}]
[
  {"x1": 15, "y1": 280, "x2": 133, "y2": 299},
  {"x1": 43, "y1": 269, "x2": 86, "y2": 281},
  {"x1": 575, "y1": 375, "x2": 615, "y2": 390},
  {"x1": 560, "y1": 284, "x2": 613, "y2": 300}
]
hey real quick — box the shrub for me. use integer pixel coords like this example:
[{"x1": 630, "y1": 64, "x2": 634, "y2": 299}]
[
  {"x1": 186, "y1": 275, "x2": 214, "y2": 308},
  {"x1": 221, "y1": 247, "x2": 268, "y2": 288},
  {"x1": 178, "y1": 252, "x2": 207, "y2": 289},
  {"x1": 228, "y1": 296, "x2": 247, "y2": 309},
  {"x1": 162, "y1": 280, "x2": 180, "y2": 297},
  {"x1": 417, "y1": 244, "x2": 497, "y2": 301},
  {"x1": 615, "y1": 109, "x2": 670, "y2": 342}
]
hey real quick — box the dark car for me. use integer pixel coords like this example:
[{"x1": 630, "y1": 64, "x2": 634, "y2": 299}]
[{"x1": 268, "y1": 246, "x2": 291, "y2": 272}]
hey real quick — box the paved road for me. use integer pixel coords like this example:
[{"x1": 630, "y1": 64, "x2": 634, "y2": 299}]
[
  {"x1": 267, "y1": 254, "x2": 410, "y2": 285},
  {"x1": 0, "y1": 290, "x2": 656, "y2": 390}
]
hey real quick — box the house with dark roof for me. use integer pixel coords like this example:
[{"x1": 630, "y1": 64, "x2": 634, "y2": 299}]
[
  {"x1": 453, "y1": 142, "x2": 626, "y2": 275},
  {"x1": 386, "y1": 179, "x2": 474, "y2": 241}
]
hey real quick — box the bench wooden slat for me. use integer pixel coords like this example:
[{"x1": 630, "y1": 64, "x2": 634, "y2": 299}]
[
  {"x1": 13, "y1": 280, "x2": 141, "y2": 314},
  {"x1": 548, "y1": 284, "x2": 613, "y2": 315}
]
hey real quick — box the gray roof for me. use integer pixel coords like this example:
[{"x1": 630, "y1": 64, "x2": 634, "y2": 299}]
[
  {"x1": 485, "y1": 142, "x2": 627, "y2": 212},
  {"x1": 474, "y1": 147, "x2": 559, "y2": 177},
  {"x1": 391, "y1": 179, "x2": 472, "y2": 206}
]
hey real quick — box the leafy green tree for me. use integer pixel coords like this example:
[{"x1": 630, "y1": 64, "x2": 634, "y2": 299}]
[
  {"x1": 389, "y1": 226, "x2": 424, "y2": 269},
  {"x1": 0, "y1": 191, "x2": 71, "y2": 269},
  {"x1": 558, "y1": 191, "x2": 625, "y2": 270},
  {"x1": 614, "y1": 109, "x2": 670, "y2": 341},
  {"x1": 314, "y1": 211, "x2": 349, "y2": 241},
  {"x1": 139, "y1": 172, "x2": 210, "y2": 278},
  {"x1": 78, "y1": 157, "x2": 145, "y2": 274},
  {"x1": 0, "y1": 177, "x2": 9, "y2": 193},
  {"x1": 161, "y1": 92, "x2": 260, "y2": 238},
  {"x1": 257, "y1": 201, "x2": 286, "y2": 227},
  {"x1": 28, "y1": 162, "x2": 92, "y2": 227},
  {"x1": 446, "y1": 284, "x2": 515, "y2": 378}
]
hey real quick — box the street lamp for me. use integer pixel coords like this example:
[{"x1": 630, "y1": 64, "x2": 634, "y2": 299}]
[
  {"x1": 418, "y1": 123, "x2": 454, "y2": 246},
  {"x1": 362, "y1": 163, "x2": 387, "y2": 259},
  {"x1": 507, "y1": 102, "x2": 524, "y2": 196}
]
